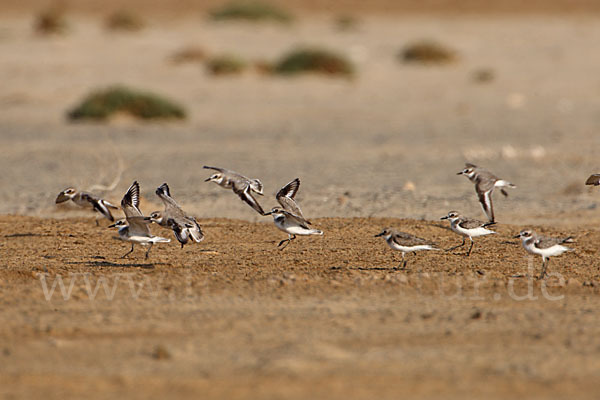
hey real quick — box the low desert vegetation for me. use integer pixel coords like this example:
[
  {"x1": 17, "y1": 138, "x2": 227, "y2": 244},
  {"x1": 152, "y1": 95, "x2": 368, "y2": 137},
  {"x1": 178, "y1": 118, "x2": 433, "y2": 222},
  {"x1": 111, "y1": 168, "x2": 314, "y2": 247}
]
[
  {"x1": 334, "y1": 15, "x2": 359, "y2": 31},
  {"x1": 209, "y1": 1, "x2": 293, "y2": 23},
  {"x1": 472, "y1": 68, "x2": 495, "y2": 83},
  {"x1": 105, "y1": 10, "x2": 145, "y2": 32},
  {"x1": 34, "y1": 7, "x2": 68, "y2": 35},
  {"x1": 68, "y1": 86, "x2": 186, "y2": 121},
  {"x1": 206, "y1": 54, "x2": 247, "y2": 75},
  {"x1": 273, "y1": 47, "x2": 355, "y2": 77},
  {"x1": 169, "y1": 46, "x2": 207, "y2": 64},
  {"x1": 400, "y1": 40, "x2": 457, "y2": 64}
]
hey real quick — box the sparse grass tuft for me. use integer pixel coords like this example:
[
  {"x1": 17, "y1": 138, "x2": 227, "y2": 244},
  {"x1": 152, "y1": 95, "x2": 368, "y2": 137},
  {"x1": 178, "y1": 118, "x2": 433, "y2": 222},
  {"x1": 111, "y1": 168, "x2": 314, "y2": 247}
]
[
  {"x1": 472, "y1": 68, "x2": 495, "y2": 83},
  {"x1": 206, "y1": 54, "x2": 247, "y2": 75},
  {"x1": 170, "y1": 46, "x2": 207, "y2": 64},
  {"x1": 34, "y1": 7, "x2": 68, "y2": 35},
  {"x1": 105, "y1": 10, "x2": 145, "y2": 32},
  {"x1": 68, "y1": 86, "x2": 186, "y2": 121},
  {"x1": 401, "y1": 40, "x2": 457, "y2": 64},
  {"x1": 209, "y1": 1, "x2": 292, "y2": 23},
  {"x1": 273, "y1": 47, "x2": 355, "y2": 77},
  {"x1": 335, "y1": 15, "x2": 359, "y2": 31}
]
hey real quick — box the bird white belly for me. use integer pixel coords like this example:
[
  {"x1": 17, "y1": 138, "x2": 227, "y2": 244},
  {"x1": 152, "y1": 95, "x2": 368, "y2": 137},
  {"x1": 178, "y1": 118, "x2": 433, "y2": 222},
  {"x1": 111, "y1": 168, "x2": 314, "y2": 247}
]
[
  {"x1": 387, "y1": 241, "x2": 432, "y2": 253},
  {"x1": 453, "y1": 224, "x2": 494, "y2": 238}
]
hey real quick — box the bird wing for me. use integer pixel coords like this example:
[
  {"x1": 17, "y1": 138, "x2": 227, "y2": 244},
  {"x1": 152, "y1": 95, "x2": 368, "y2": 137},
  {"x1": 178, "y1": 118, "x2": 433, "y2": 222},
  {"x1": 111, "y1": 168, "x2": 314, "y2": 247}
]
[
  {"x1": 155, "y1": 183, "x2": 185, "y2": 219},
  {"x1": 458, "y1": 217, "x2": 488, "y2": 230},
  {"x1": 585, "y1": 174, "x2": 600, "y2": 186},
  {"x1": 281, "y1": 209, "x2": 311, "y2": 230},
  {"x1": 203, "y1": 165, "x2": 226, "y2": 173},
  {"x1": 476, "y1": 188, "x2": 495, "y2": 223},
  {"x1": 121, "y1": 181, "x2": 151, "y2": 235},
  {"x1": 535, "y1": 235, "x2": 573, "y2": 249},
  {"x1": 234, "y1": 185, "x2": 265, "y2": 215},
  {"x1": 392, "y1": 231, "x2": 435, "y2": 247},
  {"x1": 276, "y1": 178, "x2": 307, "y2": 221}
]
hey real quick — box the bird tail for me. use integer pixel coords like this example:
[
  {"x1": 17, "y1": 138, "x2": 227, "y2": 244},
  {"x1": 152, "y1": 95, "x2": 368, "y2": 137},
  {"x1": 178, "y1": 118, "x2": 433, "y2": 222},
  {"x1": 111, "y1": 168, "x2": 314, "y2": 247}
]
[
  {"x1": 150, "y1": 236, "x2": 171, "y2": 243},
  {"x1": 310, "y1": 229, "x2": 323, "y2": 236},
  {"x1": 250, "y1": 179, "x2": 264, "y2": 195},
  {"x1": 189, "y1": 226, "x2": 205, "y2": 242}
]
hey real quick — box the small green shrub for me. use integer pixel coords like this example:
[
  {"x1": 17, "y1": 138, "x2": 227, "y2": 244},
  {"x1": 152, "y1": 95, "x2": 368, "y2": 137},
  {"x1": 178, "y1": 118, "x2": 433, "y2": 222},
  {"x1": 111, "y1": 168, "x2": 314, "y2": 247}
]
[
  {"x1": 273, "y1": 47, "x2": 354, "y2": 77},
  {"x1": 401, "y1": 40, "x2": 457, "y2": 64},
  {"x1": 209, "y1": 1, "x2": 292, "y2": 23},
  {"x1": 335, "y1": 15, "x2": 359, "y2": 31},
  {"x1": 105, "y1": 10, "x2": 145, "y2": 32},
  {"x1": 206, "y1": 55, "x2": 247, "y2": 75},
  {"x1": 170, "y1": 46, "x2": 207, "y2": 64},
  {"x1": 34, "y1": 7, "x2": 68, "y2": 35},
  {"x1": 68, "y1": 86, "x2": 186, "y2": 121}
]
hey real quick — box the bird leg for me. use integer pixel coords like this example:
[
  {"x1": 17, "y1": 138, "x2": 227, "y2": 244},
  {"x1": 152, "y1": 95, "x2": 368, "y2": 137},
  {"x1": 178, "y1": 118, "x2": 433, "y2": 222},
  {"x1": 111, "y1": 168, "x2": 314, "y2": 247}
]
[
  {"x1": 396, "y1": 252, "x2": 407, "y2": 270},
  {"x1": 467, "y1": 238, "x2": 474, "y2": 256},
  {"x1": 539, "y1": 258, "x2": 549, "y2": 280},
  {"x1": 278, "y1": 234, "x2": 296, "y2": 250},
  {"x1": 121, "y1": 243, "x2": 135, "y2": 258},
  {"x1": 445, "y1": 237, "x2": 466, "y2": 252},
  {"x1": 145, "y1": 243, "x2": 153, "y2": 259}
]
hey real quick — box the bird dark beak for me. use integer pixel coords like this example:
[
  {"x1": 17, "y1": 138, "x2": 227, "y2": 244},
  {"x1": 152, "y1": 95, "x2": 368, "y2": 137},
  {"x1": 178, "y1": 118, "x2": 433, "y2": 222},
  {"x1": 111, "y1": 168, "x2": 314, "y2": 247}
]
[
  {"x1": 456, "y1": 171, "x2": 463, "y2": 175},
  {"x1": 263, "y1": 211, "x2": 272, "y2": 216},
  {"x1": 513, "y1": 234, "x2": 521, "y2": 238},
  {"x1": 144, "y1": 217, "x2": 151, "y2": 221},
  {"x1": 108, "y1": 223, "x2": 116, "y2": 228},
  {"x1": 55, "y1": 193, "x2": 69, "y2": 203},
  {"x1": 204, "y1": 177, "x2": 211, "y2": 182},
  {"x1": 374, "y1": 232, "x2": 384, "y2": 237},
  {"x1": 441, "y1": 216, "x2": 449, "y2": 220}
]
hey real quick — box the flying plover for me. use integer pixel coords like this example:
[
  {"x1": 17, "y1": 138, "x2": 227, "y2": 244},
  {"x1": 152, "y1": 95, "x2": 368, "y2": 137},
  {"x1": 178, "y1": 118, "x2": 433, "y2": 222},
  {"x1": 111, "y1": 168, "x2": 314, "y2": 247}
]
[
  {"x1": 56, "y1": 187, "x2": 118, "y2": 224},
  {"x1": 203, "y1": 166, "x2": 265, "y2": 215},
  {"x1": 266, "y1": 178, "x2": 322, "y2": 249},
  {"x1": 149, "y1": 183, "x2": 204, "y2": 248},
  {"x1": 109, "y1": 181, "x2": 170, "y2": 259},
  {"x1": 457, "y1": 163, "x2": 516, "y2": 223},
  {"x1": 585, "y1": 174, "x2": 600, "y2": 186},
  {"x1": 514, "y1": 229, "x2": 573, "y2": 279},
  {"x1": 441, "y1": 211, "x2": 496, "y2": 256},
  {"x1": 375, "y1": 228, "x2": 438, "y2": 269}
]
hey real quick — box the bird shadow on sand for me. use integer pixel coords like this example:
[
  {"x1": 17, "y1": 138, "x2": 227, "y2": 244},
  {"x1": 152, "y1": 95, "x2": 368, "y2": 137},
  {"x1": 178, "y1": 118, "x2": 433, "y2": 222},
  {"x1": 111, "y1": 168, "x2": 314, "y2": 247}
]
[{"x1": 66, "y1": 260, "x2": 160, "y2": 269}]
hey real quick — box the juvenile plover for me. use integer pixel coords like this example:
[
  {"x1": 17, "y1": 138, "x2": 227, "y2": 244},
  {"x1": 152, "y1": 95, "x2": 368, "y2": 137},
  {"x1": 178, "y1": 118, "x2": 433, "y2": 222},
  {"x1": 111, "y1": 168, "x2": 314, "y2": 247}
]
[
  {"x1": 441, "y1": 211, "x2": 496, "y2": 256},
  {"x1": 375, "y1": 228, "x2": 438, "y2": 269},
  {"x1": 149, "y1": 183, "x2": 204, "y2": 248},
  {"x1": 56, "y1": 187, "x2": 118, "y2": 224},
  {"x1": 108, "y1": 181, "x2": 170, "y2": 259},
  {"x1": 457, "y1": 163, "x2": 516, "y2": 223},
  {"x1": 203, "y1": 166, "x2": 265, "y2": 215},
  {"x1": 585, "y1": 174, "x2": 600, "y2": 186},
  {"x1": 266, "y1": 178, "x2": 322, "y2": 249},
  {"x1": 514, "y1": 229, "x2": 573, "y2": 279}
]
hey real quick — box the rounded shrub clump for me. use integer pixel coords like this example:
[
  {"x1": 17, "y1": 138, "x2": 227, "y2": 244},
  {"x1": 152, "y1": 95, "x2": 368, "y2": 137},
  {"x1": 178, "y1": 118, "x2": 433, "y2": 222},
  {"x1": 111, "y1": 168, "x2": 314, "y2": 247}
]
[
  {"x1": 273, "y1": 47, "x2": 355, "y2": 77},
  {"x1": 401, "y1": 40, "x2": 457, "y2": 64},
  {"x1": 68, "y1": 86, "x2": 186, "y2": 121},
  {"x1": 209, "y1": 1, "x2": 292, "y2": 23},
  {"x1": 34, "y1": 7, "x2": 68, "y2": 35},
  {"x1": 105, "y1": 10, "x2": 145, "y2": 32}
]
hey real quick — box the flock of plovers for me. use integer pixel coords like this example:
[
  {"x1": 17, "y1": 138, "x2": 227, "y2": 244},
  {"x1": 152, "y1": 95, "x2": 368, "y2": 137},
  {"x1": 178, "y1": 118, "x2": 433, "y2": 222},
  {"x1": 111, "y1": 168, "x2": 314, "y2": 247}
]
[{"x1": 55, "y1": 164, "x2": 600, "y2": 279}]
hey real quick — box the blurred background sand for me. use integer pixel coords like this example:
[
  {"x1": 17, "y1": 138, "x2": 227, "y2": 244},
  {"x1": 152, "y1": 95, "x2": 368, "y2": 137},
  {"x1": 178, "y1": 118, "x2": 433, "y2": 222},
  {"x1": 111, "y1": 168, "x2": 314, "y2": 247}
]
[{"x1": 1, "y1": 1, "x2": 600, "y2": 225}]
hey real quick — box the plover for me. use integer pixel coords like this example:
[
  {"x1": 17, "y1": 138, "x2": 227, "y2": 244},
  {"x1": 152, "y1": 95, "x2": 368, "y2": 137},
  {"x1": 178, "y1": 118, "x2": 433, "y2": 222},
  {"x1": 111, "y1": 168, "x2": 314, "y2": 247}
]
[
  {"x1": 203, "y1": 166, "x2": 265, "y2": 215},
  {"x1": 514, "y1": 229, "x2": 573, "y2": 279},
  {"x1": 266, "y1": 178, "x2": 322, "y2": 249},
  {"x1": 585, "y1": 174, "x2": 600, "y2": 186},
  {"x1": 375, "y1": 228, "x2": 438, "y2": 269},
  {"x1": 108, "y1": 181, "x2": 170, "y2": 259},
  {"x1": 56, "y1": 187, "x2": 118, "y2": 224},
  {"x1": 441, "y1": 211, "x2": 496, "y2": 256},
  {"x1": 457, "y1": 163, "x2": 516, "y2": 223},
  {"x1": 149, "y1": 183, "x2": 204, "y2": 248}
]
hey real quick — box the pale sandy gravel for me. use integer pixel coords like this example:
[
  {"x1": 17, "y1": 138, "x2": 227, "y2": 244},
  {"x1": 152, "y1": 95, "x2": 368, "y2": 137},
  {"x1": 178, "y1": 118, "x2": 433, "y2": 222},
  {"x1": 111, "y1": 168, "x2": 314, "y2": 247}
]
[{"x1": 1, "y1": 14, "x2": 600, "y2": 224}]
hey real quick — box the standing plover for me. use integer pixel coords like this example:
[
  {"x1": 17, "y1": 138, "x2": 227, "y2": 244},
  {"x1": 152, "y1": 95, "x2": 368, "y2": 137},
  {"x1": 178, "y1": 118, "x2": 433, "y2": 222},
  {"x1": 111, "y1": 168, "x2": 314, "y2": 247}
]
[
  {"x1": 457, "y1": 163, "x2": 516, "y2": 223},
  {"x1": 441, "y1": 211, "x2": 496, "y2": 256},
  {"x1": 203, "y1": 166, "x2": 265, "y2": 215},
  {"x1": 585, "y1": 174, "x2": 600, "y2": 186},
  {"x1": 109, "y1": 181, "x2": 170, "y2": 259},
  {"x1": 149, "y1": 183, "x2": 204, "y2": 248},
  {"x1": 267, "y1": 178, "x2": 322, "y2": 249},
  {"x1": 514, "y1": 229, "x2": 573, "y2": 279},
  {"x1": 375, "y1": 228, "x2": 438, "y2": 269},
  {"x1": 56, "y1": 187, "x2": 118, "y2": 224}
]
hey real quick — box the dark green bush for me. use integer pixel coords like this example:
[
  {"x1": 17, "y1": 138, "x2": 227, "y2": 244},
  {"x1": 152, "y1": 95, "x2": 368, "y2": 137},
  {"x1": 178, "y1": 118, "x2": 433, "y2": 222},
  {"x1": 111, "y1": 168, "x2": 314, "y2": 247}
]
[
  {"x1": 34, "y1": 8, "x2": 68, "y2": 35},
  {"x1": 105, "y1": 11, "x2": 145, "y2": 32},
  {"x1": 273, "y1": 47, "x2": 355, "y2": 77},
  {"x1": 206, "y1": 55, "x2": 247, "y2": 75},
  {"x1": 209, "y1": 1, "x2": 292, "y2": 23},
  {"x1": 68, "y1": 86, "x2": 186, "y2": 121},
  {"x1": 401, "y1": 40, "x2": 457, "y2": 64}
]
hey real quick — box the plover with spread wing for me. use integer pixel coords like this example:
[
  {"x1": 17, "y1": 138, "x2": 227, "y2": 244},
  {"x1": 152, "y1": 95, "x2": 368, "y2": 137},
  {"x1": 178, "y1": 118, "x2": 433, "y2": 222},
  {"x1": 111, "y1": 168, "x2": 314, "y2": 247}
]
[
  {"x1": 56, "y1": 187, "x2": 119, "y2": 224},
  {"x1": 203, "y1": 166, "x2": 265, "y2": 215},
  {"x1": 457, "y1": 163, "x2": 516, "y2": 223},
  {"x1": 441, "y1": 211, "x2": 496, "y2": 256},
  {"x1": 149, "y1": 183, "x2": 204, "y2": 248},
  {"x1": 514, "y1": 229, "x2": 573, "y2": 279},
  {"x1": 267, "y1": 178, "x2": 322, "y2": 249},
  {"x1": 375, "y1": 228, "x2": 438, "y2": 269},
  {"x1": 109, "y1": 181, "x2": 170, "y2": 259},
  {"x1": 585, "y1": 174, "x2": 600, "y2": 186}
]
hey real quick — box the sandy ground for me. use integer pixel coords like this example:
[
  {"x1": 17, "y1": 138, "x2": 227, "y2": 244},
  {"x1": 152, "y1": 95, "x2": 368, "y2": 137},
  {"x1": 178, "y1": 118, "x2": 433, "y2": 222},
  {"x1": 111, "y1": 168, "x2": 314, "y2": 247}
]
[
  {"x1": 1, "y1": 14, "x2": 600, "y2": 225},
  {"x1": 0, "y1": 215, "x2": 599, "y2": 399}
]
